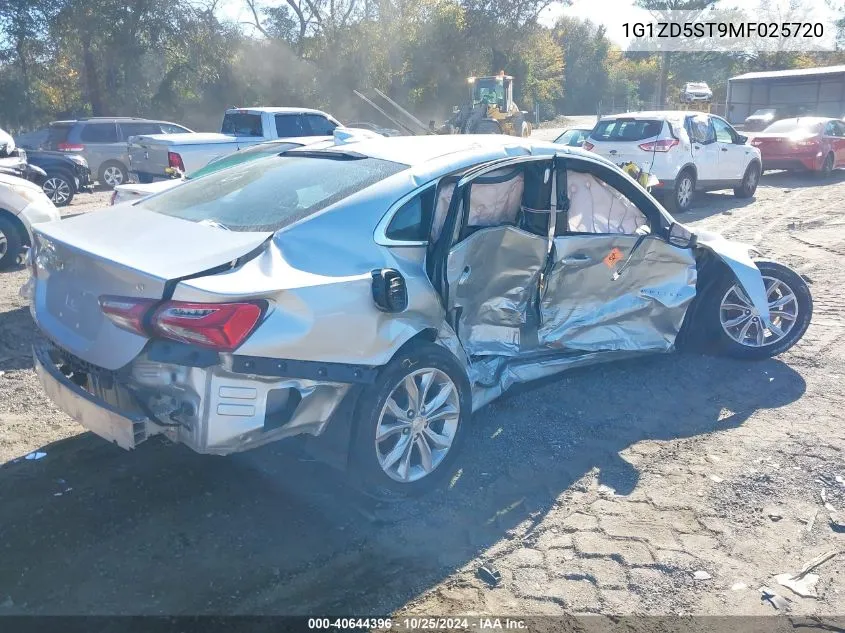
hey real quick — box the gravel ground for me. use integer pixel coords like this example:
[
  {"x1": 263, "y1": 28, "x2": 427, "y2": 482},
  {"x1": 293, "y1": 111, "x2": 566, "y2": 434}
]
[{"x1": 0, "y1": 164, "x2": 843, "y2": 619}]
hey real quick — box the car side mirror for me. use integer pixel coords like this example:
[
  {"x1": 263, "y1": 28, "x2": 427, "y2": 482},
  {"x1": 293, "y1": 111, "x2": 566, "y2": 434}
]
[
  {"x1": 735, "y1": 134, "x2": 748, "y2": 144},
  {"x1": 668, "y1": 222, "x2": 697, "y2": 248}
]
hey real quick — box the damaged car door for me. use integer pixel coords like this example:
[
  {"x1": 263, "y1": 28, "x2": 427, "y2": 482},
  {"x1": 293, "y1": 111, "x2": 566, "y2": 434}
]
[
  {"x1": 539, "y1": 158, "x2": 698, "y2": 353},
  {"x1": 439, "y1": 158, "x2": 554, "y2": 357}
]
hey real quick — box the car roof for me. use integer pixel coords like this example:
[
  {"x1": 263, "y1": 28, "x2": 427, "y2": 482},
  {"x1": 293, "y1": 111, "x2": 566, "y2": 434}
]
[
  {"x1": 768, "y1": 116, "x2": 832, "y2": 125},
  {"x1": 49, "y1": 117, "x2": 180, "y2": 125},
  {"x1": 225, "y1": 107, "x2": 332, "y2": 116},
  {"x1": 599, "y1": 111, "x2": 702, "y2": 120},
  {"x1": 288, "y1": 135, "x2": 615, "y2": 183}
]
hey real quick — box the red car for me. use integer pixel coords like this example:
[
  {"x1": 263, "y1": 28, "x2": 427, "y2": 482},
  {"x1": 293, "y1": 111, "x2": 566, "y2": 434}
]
[{"x1": 749, "y1": 117, "x2": 845, "y2": 175}]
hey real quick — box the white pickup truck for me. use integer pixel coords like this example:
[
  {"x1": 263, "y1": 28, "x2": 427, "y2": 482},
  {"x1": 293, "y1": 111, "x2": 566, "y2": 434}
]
[{"x1": 127, "y1": 107, "x2": 341, "y2": 182}]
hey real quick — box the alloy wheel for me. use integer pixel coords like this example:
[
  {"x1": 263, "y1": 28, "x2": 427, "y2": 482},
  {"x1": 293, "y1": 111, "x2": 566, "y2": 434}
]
[
  {"x1": 677, "y1": 176, "x2": 693, "y2": 208},
  {"x1": 719, "y1": 275, "x2": 799, "y2": 348},
  {"x1": 745, "y1": 165, "x2": 759, "y2": 190},
  {"x1": 103, "y1": 166, "x2": 124, "y2": 187},
  {"x1": 43, "y1": 177, "x2": 71, "y2": 205},
  {"x1": 375, "y1": 368, "x2": 461, "y2": 483}
]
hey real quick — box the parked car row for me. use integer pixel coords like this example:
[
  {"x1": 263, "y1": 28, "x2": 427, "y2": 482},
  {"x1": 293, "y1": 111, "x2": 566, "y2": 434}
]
[{"x1": 553, "y1": 109, "x2": 844, "y2": 212}]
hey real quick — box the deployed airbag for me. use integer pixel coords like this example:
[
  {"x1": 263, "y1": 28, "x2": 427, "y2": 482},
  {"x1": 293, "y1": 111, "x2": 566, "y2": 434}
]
[{"x1": 566, "y1": 171, "x2": 649, "y2": 235}]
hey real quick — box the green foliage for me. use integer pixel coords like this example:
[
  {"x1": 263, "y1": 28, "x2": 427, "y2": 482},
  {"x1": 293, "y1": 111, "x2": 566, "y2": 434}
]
[{"x1": 0, "y1": 0, "x2": 840, "y2": 131}]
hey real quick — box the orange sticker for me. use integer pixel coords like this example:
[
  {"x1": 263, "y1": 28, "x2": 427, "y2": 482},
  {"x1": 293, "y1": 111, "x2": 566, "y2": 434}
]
[{"x1": 603, "y1": 247, "x2": 623, "y2": 268}]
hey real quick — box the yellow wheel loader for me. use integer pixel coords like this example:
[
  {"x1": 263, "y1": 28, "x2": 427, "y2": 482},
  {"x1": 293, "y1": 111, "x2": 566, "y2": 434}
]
[{"x1": 442, "y1": 73, "x2": 533, "y2": 137}]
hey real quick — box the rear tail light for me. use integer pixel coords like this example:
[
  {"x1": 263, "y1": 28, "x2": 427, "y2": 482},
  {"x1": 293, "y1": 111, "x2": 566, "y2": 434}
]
[
  {"x1": 152, "y1": 301, "x2": 264, "y2": 350},
  {"x1": 791, "y1": 136, "x2": 819, "y2": 147},
  {"x1": 582, "y1": 141, "x2": 595, "y2": 151},
  {"x1": 167, "y1": 152, "x2": 185, "y2": 172},
  {"x1": 639, "y1": 139, "x2": 679, "y2": 152},
  {"x1": 99, "y1": 296, "x2": 157, "y2": 336},
  {"x1": 57, "y1": 143, "x2": 85, "y2": 152},
  {"x1": 99, "y1": 297, "x2": 265, "y2": 351}
]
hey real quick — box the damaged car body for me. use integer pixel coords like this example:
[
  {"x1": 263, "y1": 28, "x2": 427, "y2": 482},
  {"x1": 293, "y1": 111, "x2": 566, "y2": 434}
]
[{"x1": 30, "y1": 135, "x2": 812, "y2": 494}]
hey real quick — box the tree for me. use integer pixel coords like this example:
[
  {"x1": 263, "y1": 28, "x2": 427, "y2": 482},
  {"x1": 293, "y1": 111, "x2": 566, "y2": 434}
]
[
  {"x1": 553, "y1": 16, "x2": 610, "y2": 114},
  {"x1": 633, "y1": 0, "x2": 719, "y2": 106}
]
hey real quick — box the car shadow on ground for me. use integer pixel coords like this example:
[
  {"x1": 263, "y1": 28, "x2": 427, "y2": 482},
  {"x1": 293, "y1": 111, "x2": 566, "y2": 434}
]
[
  {"x1": 759, "y1": 169, "x2": 845, "y2": 190},
  {"x1": 0, "y1": 348, "x2": 806, "y2": 615},
  {"x1": 679, "y1": 194, "x2": 756, "y2": 223},
  {"x1": 0, "y1": 306, "x2": 36, "y2": 370}
]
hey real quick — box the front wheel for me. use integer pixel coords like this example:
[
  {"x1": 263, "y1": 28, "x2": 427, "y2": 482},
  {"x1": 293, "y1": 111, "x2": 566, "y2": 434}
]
[
  {"x1": 714, "y1": 260, "x2": 812, "y2": 360},
  {"x1": 733, "y1": 162, "x2": 760, "y2": 198},
  {"x1": 350, "y1": 343, "x2": 471, "y2": 497},
  {"x1": 0, "y1": 216, "x2": 24, "y2": 270},
  {"x1": 817, "y1": 152, "x2": 834, "y2": 178},
  {"x1": 42, "y1": 174, "x2": 75, "y2": 207}
]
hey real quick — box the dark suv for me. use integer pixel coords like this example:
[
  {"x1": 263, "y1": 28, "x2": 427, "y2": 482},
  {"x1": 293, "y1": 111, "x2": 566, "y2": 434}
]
[{"x1": 45, "y1": 118, "x2": 192, "y2": 188}]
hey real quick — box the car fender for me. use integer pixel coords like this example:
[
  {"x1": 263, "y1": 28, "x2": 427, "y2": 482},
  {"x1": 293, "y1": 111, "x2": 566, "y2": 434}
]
[{"x1": 695, "y1": 228, "x2": 771, "y2": 326}]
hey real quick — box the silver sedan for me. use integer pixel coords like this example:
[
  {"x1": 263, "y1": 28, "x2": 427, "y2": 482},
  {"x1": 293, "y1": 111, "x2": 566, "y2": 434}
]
[{"x1": 29, "y1": 134, "x2": 812, "y2": 495}]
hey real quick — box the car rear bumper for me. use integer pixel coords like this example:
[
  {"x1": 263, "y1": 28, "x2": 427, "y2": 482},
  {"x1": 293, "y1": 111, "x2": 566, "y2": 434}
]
[
  {"x1": 762, "y1": 157, "x2": 819, "y2": 171},
  {"x1": 33, "y1": 341, "x2": 149, "y2": 450},
  {"x1": 33, "y1": 339, "x2": 358, "y2": 456}
]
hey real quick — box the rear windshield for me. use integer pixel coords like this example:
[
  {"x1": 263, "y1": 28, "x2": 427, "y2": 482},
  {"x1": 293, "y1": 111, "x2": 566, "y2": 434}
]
[
  {"x1": 188, "y1": 142, "x2": 302, "y2": 179},
  {"x1": 591, "y1": 119, "x2": 663, "y2": 142},
  {"x1": 140, "y1": 154, "x2": 406, "y2": 232},
  {"x1": 764, "y1": 119, "x2": 823, "y2": 133},
  {"x1": 222, "y1": 112, "x2": 263, "y2": 137},
  {"x1": 47, "y1": 123, "x2": 72, "y2": 146}
]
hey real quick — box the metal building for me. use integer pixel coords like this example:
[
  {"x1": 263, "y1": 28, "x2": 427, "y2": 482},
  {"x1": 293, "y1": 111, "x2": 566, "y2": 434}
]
[{"x1": 726, "y1": 64, "x2": 845, "y2": 124}]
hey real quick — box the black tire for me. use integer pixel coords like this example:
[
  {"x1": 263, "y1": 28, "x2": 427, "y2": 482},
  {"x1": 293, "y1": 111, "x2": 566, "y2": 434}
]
[
  {"x1": 98, "y1": 161, "x2": 128, "y2": 189},
  {"x1": 42, "y1": 172, "x2": 75, "y2": 207},
  {"x1": 350, "y1": 342, "x2": 471, "y2": 497},
  {"x1": 472, "y1": 119, "x2": 502, "y2": 134},
  {"x1": 664, "y1": 169, "x2": 695, "y2": 213},
  {"x1": 816, "y1": 152, "x2": 834, "y2": 179},
  {"x1": 712, "y1": 260, "x2": 812, "y2": 361},
  {"x1": 733, "y1": 161, "x2": 760, "y2": 198},
  {"x1": 0, "y1": 215, "x2": 24, "y2": 271}
]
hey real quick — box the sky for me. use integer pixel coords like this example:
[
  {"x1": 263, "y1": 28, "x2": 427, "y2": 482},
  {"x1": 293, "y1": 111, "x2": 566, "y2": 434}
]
[{"x1": 221, "y1": 0, "x2": 839, "y2": 49}]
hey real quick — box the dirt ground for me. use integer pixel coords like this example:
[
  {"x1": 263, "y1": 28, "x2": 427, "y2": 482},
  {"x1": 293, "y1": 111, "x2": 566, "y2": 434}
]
[{"x1": 0, "y1": 161, "x2": 843, "y2": 621}]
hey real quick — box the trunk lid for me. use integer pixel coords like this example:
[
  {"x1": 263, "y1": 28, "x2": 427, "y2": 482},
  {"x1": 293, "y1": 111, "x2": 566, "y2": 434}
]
[
  {"x1": 31, "y1": 207, "x2": 271, "y2": 370},
  {"x1": 748, "y1": 132, "x2": 814, "y2": 157}
]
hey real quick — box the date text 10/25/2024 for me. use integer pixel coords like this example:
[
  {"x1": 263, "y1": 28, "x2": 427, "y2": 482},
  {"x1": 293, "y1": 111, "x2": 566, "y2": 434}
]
[{"x1": 307, "y1": 617, "x2": 528, "y2": 630}]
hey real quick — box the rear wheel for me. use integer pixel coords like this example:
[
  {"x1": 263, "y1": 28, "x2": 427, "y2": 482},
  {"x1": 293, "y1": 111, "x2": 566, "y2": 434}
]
[
  {"x1": 664, "y1": 170, "x2": 695, "y2": 213},
  {"x1": 351, "y1": 343, "x2": 471, "y2": 497},
  {"x1": 733, "y1": 162, "x2": 760, "y2": 198},
  {"x1": 0, "y1": 215, "x2": 24, "y2": 270},
  {"x1": 714, "y1": 260, "x2": 812, "y2": 360},
  {"x1": 42, "y1": 173, "x2": 75, "y2": 207},
  {"x1": 99, "y1": 161, "x2": 127, "y2": 189}
]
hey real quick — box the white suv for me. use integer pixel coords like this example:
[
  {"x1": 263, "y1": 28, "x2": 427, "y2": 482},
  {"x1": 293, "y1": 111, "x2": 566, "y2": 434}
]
[{"x1": 584, "y1": 111, "x2": 762, "y2": 212}]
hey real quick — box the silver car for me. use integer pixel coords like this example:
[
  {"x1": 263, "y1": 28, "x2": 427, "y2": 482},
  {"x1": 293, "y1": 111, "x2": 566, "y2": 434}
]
[{"x1": 29, "y1": 135, "x2": 812, "y2": 495}]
